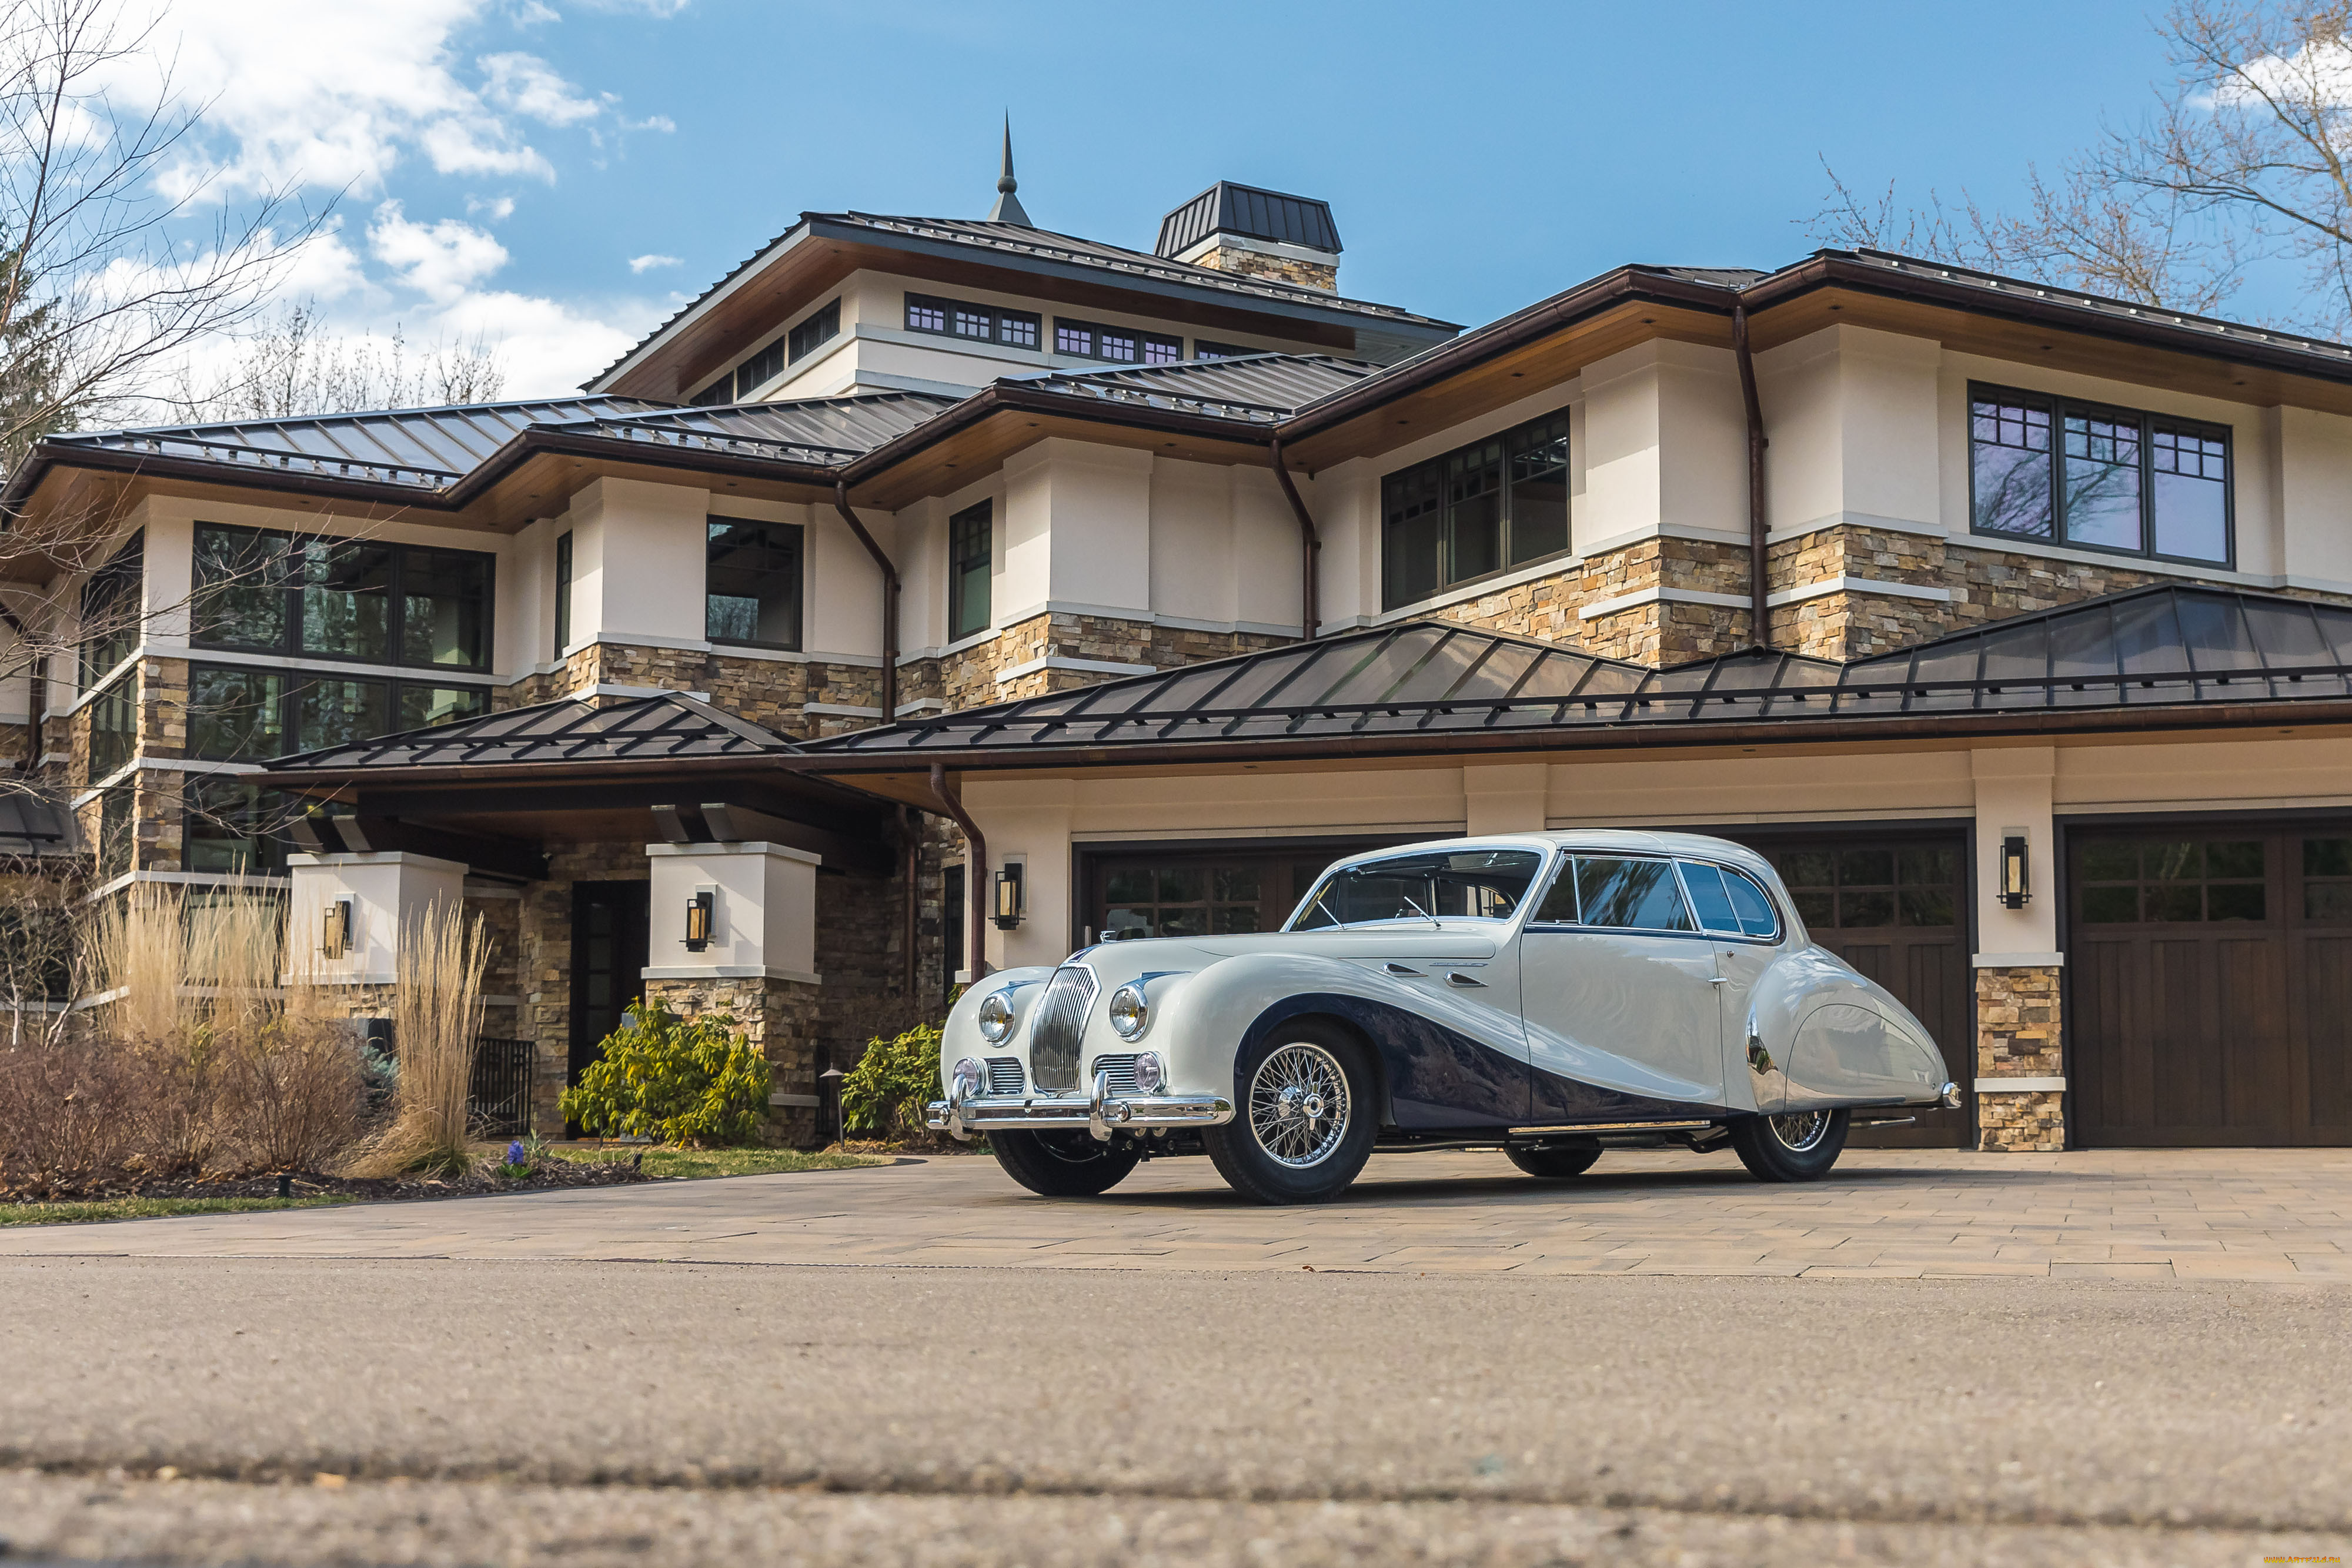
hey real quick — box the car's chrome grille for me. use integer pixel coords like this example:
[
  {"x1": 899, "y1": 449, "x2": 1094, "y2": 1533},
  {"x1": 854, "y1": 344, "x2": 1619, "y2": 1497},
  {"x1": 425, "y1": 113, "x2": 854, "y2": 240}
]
[
  {"x1": 1090, "y1": 1054, "x2": 1141, "y2": 1097},
  {"x1": 985, "y1": 1057, "x2": 1024, "y2": 1096},
  {"x1": 1028, "y1": 965, "x2": 1097, "y2": 1092}
]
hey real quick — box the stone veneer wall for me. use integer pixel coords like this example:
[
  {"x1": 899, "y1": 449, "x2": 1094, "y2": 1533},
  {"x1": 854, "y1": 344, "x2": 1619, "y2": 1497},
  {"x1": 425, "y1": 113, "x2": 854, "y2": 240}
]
[
  {"x1": 1975, "y1": 965, "x2": 2064, "y2": 1153},
  {"x1": 898, "y1": 611, "x2": 1289, "y2": 711},
  {"x1": 1419, "y1": 538, "x2": 1753, "y2": 663},
  {"x1": 1184, "y1": 245, "x2": 1337, "y2": 293},
  {"x1": 502, "y1": 642, "x2": 884, "y2": 739},
  {"x1": 640, "y1": 974, "x2": 823, "y2": 1145}
]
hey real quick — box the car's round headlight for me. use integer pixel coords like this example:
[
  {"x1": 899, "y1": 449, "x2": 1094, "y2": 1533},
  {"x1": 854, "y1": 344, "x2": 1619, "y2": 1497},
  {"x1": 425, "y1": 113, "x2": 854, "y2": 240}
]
[
  {"x1": 975, "y1": 990, "x2": 1015, "y2": 1042},
  {"x1": 950, "y1": 1057, "x2": 986, "y2": 1098},
  {"x1": 1131, "y1": 1050, "x2": 1164, "y2": 1094},
  {"x1": 1107, "y1": 984, "x2": 1148, "y2": 1040}
]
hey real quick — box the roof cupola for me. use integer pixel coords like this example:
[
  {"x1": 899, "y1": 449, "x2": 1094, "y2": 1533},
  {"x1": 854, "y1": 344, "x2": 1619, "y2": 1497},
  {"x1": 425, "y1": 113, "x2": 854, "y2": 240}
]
[{"x1": 1155, "y1": 180, "x2": 1341, "y2": 292}]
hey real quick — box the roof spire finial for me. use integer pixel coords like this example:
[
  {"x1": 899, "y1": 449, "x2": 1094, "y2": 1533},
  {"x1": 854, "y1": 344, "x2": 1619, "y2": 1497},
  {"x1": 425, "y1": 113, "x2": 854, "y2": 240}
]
[{"x1": 988, "y1": 112, "x2": 1032, "y2": 226}]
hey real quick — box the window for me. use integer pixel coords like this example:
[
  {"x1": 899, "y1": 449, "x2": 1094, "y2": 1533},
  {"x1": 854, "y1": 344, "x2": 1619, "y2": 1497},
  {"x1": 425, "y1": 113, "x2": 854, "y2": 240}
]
[
  {"x1": 1193, "y1": 340, "x2": 1254, "y2": 360},
  {"x1": 1572, "y1": 857, "x2": 1693, "y2": 931},
  {"x1": 2076, "y1": 838, "x2": 2266, "y2": 923},
  {"x1": 690, "y1": 376, "x2": 733, "y2": 406},
  {"x1": 183, "y1": 777, "x2": 290, "y2": 875},
  {"x1": 87, "y1": 670, "x2": 137, "y2": 780},
  {"x1": 948, "y1": 500, "x2": 991, "y2": 640},
  {"x1": 1053, "y1": 317, "x2": 1181, "y2": 364},
  {"x1": 904, "y1": 293, "x2": 1040, "y2": 350},
  {"x1": 1770, "y1": 845, "x2": 1957, "y2": 930},
  {"x1": 98, "y1": 784, "x2": 133, "y2": 877},
  {"x1": 79, "y1": 533, "x2": 143, "y2": 685},
  {"x1": 1380, "y1": 411, "x2": 1571, "y2": 609},
  {"x1": 553, "y1": 531, "x2": 573, "y2": 657},
  {"x1": 188, "y1": 663, "x2": 486, "y2": 760},
  {"x1": 1969, "y1": 384, "x2": 2231, "y2": 564},
  {"x1": 1291, "y1": 849, "x2": 1544, "y2": 929},
  {"x1": 787, "y1": 299, "x2": 840, "y2": 364},
  {"x1": 1678, "y1": 861, "x2": 1781, "y2": 939},
  {"x1": 734, "y1": 336, "x2": 787, "y2": 396},
  {"x1": 706, "y1": 517, "x2": 802, "y2": 649},
  {"x1": 193, "y1": 523, "x2": 492, "y2": 672}
]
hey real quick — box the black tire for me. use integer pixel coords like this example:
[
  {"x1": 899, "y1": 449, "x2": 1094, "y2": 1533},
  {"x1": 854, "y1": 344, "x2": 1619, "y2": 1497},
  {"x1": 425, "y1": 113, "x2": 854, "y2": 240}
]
[
  {"x1": 1203, "y1": 1021, "x2": 1378, "y2": 1204},
  {"x1": 1505, "y1": 1142, "x2": 1602, "y2": 1180},
  {"x1": 1730, "y1": 1108, "x2": 1850, "y2": 1182},
  {"x1": 989, "y1": 1129, "x2": 1143, "y2": 1197}
]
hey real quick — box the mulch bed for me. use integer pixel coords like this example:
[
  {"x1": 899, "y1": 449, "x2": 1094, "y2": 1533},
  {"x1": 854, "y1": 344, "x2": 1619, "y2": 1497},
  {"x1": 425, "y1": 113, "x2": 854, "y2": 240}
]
[{"x1": 2, "y1": 1155, "x2": 653, "y2": 1206}]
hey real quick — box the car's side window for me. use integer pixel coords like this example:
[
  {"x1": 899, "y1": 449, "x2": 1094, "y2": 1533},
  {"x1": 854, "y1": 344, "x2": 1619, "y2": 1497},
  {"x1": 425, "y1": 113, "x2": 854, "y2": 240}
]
[
  {"x1": 1574, "y1": 857, "x2": 1694, "y2": 931},
  {"x1": 1529, "y1": 859, "x2": 1580, "y2": 925},
  {"x1": 1680, "y1": 861, "x2": 1780, "y2": 940}
]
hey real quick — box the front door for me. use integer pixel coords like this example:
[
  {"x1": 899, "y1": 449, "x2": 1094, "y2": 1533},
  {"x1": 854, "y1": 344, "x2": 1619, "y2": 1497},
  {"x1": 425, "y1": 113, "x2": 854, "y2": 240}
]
[
  {"x1": 1519, "y1": 853, "x2": 1726, "y2": 1116},
  {"x1": 569, "y1": 880, "x2": 650, "y2": 1086}
]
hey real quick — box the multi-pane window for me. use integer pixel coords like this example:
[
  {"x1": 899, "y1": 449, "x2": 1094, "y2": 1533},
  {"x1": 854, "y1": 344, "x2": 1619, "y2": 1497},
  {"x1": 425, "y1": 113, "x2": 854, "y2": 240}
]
[
  {"x1": 98, "y1": 784, "x2": 133, "y2": 878},
  {"x1": 1193, "y1": 340, "x2": 1254, "y2": 360},
  {"x1": 1053, "y1": 317, "x2": 1182, "y2": 364},
  {"x1": 2305, "y1": 837, "x2": 2352, "y2": 922},
  {"x1": 2076, "y1": 838, "x2": 2266, "y2": 923},
  {"x1": 1969, "y1": 385, "x2": 2231, "y2": 564},
  {"x1": 1769, "y1": 845, "x2": 1959, "y2": 931},
  {"x1": 79, "y1": 532, "x2": 143, "y2": 684},
  {"x1": 787, "y1": 299, "x2": 839, "y2": 364},
  {"x1": 187, "y1": 663, "x2": 486, "y2": 760},
  {"x1": 948, "y1": 500, "x2": 991, "y2": 640},
  {"x1": 183, "y1": 777, "x2": 292, "y2": 875},
  {"x1": 904, "y1": 293, "x2": 1041, "y2": 351},
  {"x1": 192, "y1": 523, "x2": 492, "y2": 671},
  {"x1": 86, "y1": 670, "x2": 137, "y2": 780},
  {"x1": 1381, "y1": 410, "x2": 1571, "y2": 609},
  {"x1": 553, "y1": 531, "x2": 573, "y2": 657},
  {"x1": 706, "y1": 518, "x2": 803, "y2": 649},
  {"x1": 1104, "y1": 865, "x2": 1267, "y2": 939}
]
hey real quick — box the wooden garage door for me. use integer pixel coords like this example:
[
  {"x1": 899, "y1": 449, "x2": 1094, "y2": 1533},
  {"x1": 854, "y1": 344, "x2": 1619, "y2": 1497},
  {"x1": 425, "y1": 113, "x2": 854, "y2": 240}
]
[
  {"x1": 2071, "y1": 827, "x2": 2352, "y2": 1146},
  {"x1": 1753, "y1": 837, "x2": 1974, "y2": 1148}
]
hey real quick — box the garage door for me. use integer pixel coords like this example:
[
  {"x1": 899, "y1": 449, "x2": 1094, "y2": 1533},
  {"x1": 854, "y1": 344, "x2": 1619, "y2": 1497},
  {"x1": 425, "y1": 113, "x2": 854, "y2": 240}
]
[
  {"x1": 2070, "y1": 826, "x2": 2352, "y2": 1146},
  {"x1": 1752, "y1": 835, "x2": 1974, "y2": 1148}
]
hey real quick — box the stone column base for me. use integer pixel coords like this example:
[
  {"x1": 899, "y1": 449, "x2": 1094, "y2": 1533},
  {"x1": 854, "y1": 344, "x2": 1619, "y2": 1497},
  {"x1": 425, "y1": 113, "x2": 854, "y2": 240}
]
[
  {"x1": 643, "y1": 975, "x2": 823, "y2": 1147},
  {"x1": 1976, "y1": 1087, "x2": 2064, "y2": 1152},
  {"x1": 1976, "y1": 964, "x2": 2064, "y2": 1152}
]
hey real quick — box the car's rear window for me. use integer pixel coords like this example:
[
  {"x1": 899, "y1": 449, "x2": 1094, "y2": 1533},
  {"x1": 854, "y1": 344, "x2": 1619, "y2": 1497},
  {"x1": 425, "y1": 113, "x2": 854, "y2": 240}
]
[
  {"x1": 1292, "y1": 849, "x2": 1544, "y2": 929},
  {"x1": 1681, "y1": 860, "x2": 1780, "y2": 938}
]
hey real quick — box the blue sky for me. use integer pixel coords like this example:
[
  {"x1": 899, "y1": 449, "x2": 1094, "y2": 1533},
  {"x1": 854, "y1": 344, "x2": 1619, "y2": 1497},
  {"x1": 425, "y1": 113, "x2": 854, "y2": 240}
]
[{"x1": 143, "y1": 0, "x2": 2190, "y2": 394}]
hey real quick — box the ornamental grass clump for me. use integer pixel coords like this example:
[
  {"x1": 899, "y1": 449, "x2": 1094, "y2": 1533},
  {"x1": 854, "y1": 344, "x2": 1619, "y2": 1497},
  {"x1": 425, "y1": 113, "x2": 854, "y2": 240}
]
[
  {"x1": 350, "y1": 898, "x2": 489, "y2": 1178},
  {"x1": 559, "y1": 1003, "x2": 771, "y2": 1146},
  {"x1": 840, "y1": 1022, "x2": 946, "y2": 1144}
]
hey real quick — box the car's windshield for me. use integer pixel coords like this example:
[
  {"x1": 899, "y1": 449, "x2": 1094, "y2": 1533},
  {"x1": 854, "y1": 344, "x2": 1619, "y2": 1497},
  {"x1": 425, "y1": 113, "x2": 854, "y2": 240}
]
[{"x1": 1289, "y1": 849, "x2": 1546, "y2": 930}]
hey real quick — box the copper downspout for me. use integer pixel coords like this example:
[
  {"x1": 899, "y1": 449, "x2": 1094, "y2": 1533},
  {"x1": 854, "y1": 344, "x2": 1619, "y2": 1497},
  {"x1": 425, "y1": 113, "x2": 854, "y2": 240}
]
[
  {"x1": 1267, "y1": 437, "x2": 1319, "y2": 642},
  {"x1": 1732, "y1": 303, "x2": 1770, "y2": 650},
  {"x1": 928, "y1": 763, "x2": 989, "y2": 981},
  {"x1": 833, "y1": 480, "x2": 900, "y2": 721}
]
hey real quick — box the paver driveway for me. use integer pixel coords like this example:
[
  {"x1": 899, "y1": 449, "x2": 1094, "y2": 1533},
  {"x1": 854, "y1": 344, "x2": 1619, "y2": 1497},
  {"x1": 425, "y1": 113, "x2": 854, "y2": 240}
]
[{"x1": 7, "y1": 1145, "x2": 2348, "y2": 1280}]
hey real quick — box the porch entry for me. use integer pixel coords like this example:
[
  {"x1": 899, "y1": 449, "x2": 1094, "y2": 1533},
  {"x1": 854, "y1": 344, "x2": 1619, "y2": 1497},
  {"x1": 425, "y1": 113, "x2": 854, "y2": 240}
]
[
  {"x1": 568, "y1": 880, "x2": 650, "y2": 1085},
  {"x1": 2069, "y1": 821, "x2": 2352, "y2": 1146}
]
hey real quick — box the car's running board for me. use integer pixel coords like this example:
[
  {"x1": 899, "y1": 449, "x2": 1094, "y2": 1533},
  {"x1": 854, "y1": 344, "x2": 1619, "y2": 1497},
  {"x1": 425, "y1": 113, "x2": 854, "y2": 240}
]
[
  {"x1": 1849, "y1": 1114, "x2": 1918, "y2": 1128},
  {"x1": 1506, "y1": 1120, "x2": 1712, "y2": 1135}
]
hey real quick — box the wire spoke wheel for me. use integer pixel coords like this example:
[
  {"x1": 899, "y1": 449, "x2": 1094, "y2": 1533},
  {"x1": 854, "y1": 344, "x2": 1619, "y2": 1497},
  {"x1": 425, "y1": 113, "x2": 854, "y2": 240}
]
[
  {"x1": 1767, "y1": 1110, "x2": 1832, "y2": 1153},
  {"x1": 1247, "y1": 1041, "x2": 1351, "y2": 1168}
]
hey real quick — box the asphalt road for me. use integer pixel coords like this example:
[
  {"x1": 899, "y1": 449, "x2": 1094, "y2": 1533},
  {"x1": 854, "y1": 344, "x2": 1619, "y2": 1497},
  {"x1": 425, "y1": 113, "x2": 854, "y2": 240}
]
[{"x1": 2, "y1": 1255, "x2": 2347, "y2": 1564}]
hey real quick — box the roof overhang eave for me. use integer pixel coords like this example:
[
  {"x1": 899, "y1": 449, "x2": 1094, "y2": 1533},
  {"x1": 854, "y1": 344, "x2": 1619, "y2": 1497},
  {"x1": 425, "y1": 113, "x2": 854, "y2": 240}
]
[
  {"x1": 794, "y1": 695, "x2": 2352, "y2": 776},
  {"x1": 838, "y1": 380, "x2": 1280, "y2": 487},
  {"x1": 583, "y1": 218, "x2": 820, "y2": 394}
]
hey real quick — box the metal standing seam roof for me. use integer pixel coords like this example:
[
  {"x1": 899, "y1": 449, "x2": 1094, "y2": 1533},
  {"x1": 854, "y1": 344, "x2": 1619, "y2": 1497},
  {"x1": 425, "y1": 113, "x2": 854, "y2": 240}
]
[
  {"x1": 1013, "y1": 353, "x2": 1383, "y2": 424},
  {"x1": 1155, "y1": 182, "x2": 1343, "y2": 258},
  {"x1": 0, "y1": 789, "x2": 79, "y2": 852},
  {"x1": 266, "y1": 692, "x2": 800, "y2": 774},
  {"x1": 797, "y1": 584, "x2": 2352, "y2": 757},
  {"x1": 536, "y1": 391, "x2": 964, "y2": 467}
]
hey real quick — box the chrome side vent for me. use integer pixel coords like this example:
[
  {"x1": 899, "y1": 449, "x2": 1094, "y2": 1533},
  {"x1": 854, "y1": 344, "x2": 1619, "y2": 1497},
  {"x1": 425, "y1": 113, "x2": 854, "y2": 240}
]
[
  {"x1": 985, "y1": 1057, "x2": 1024, "y2": 1096},
  {"x1": 1028, "y1": 965, "x2": 1098, "y2": 1092}
]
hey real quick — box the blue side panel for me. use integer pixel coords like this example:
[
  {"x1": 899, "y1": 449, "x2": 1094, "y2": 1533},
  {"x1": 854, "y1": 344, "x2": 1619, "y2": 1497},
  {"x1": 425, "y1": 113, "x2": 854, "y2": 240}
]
[{"x1": 1241, "y1": 994, "x2": 1722, "y2": 1133}]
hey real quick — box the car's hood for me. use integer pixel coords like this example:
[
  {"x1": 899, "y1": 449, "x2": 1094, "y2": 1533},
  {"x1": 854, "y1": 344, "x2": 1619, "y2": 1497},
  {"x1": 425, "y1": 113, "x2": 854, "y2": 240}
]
[{"x1": 1073, "y1": 925, "x2": 1499, "y2": 985}]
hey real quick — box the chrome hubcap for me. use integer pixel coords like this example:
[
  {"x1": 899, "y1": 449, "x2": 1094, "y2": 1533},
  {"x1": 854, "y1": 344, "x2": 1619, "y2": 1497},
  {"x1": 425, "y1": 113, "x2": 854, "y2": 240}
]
[
  {"x1": 1768, "y1": 1110, "x2": 1830, "y2": 1152},
  {"x1": 1250, "y1": 1043, "x2": 1349, "y2": 1168}
]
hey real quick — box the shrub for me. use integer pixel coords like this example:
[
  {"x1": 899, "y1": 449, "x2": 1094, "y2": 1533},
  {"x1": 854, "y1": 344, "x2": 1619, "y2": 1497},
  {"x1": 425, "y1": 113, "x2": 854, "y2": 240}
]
[
  {"x1": 840, "y1": 1022, "x2": 944, "y2": 1141},
  {"x1": 216, "y1": 1021, "x2": 366, "y2": 1174},
  {"x1": 559, "y1": 1003, "x2": 772, "y2": 1146},
  {"x1": 0, "y1": 1039, "x2": 139, "y2": 1198}
]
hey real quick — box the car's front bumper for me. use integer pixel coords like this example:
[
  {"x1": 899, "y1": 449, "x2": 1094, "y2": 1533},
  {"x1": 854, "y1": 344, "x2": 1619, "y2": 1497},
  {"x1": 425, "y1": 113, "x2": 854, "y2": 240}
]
[{"x1": 927, "y1": 1069, "x2": 1235, "y2": 1142}]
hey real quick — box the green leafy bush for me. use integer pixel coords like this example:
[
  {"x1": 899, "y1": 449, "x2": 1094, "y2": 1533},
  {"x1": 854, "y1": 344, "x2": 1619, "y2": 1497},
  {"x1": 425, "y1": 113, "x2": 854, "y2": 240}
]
[
  {"x1": 840, "y1": 1023, "x2": 944, "y2": 1140},
  {"x1": 559, "y1": 1004, "x2": 773, "y2": 1146}
]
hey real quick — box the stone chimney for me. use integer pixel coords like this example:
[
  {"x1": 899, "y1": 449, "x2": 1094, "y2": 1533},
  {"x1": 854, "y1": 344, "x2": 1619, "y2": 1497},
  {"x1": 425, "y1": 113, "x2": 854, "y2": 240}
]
[{"x1": 1155, "y1": 182, "x2": 1341, "y2": 292}]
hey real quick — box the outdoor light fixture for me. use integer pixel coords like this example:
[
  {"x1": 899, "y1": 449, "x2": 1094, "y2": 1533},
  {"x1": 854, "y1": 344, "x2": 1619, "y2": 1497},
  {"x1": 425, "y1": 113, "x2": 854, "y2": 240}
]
[
  {"x1": 993, "y1": 864, "x2": 1024, "y2": 930},
  {"x1": 1999, "y1": 829, "x2": 2032, "y2": 910},
  {"x1": 683, "y1": 889, "x2": 714, "y2": 952},
  {"x1": 320, "y1": 896, "x2": 352, "y2": 960}
]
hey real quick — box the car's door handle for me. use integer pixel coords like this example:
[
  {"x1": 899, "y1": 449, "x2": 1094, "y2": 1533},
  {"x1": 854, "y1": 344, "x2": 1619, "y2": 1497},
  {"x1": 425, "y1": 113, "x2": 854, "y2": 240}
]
[
  {"x1": 1384, "y1": 962, "x2": 1424, "y2": 977},
  {"x1": 1444, "y1": 971, "x2": 1486, "y2": 988},
  {"x1": 1707, "y1": 977, "x2": 1730, "y2": 985}
]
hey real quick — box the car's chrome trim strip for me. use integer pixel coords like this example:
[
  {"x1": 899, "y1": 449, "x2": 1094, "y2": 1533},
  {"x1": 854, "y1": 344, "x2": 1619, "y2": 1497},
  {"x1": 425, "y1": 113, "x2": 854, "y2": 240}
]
[{"x1": 1506, "y1": 1119, "x2": 1712, "y2": 1135}]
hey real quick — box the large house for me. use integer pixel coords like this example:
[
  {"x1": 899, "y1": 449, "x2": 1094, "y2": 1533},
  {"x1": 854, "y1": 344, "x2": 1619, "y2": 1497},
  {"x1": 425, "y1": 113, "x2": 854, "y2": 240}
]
[{"x1": 6, "y1": 144, "x2": 2350, "y2": 1154}]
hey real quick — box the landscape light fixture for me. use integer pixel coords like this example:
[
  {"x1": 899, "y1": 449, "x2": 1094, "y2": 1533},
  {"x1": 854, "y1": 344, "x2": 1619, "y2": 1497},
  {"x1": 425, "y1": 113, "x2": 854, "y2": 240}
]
[
  {"x1": 683, "y1": 889, "x2": 714, "y2": 952},
  {"x1": 993, "y1": 864, "x2": 1024, "y2": 930},
  {"x1": 1999, "y1": 830, "x2": 2032, "y2": 910},
  {"x1": 320, "y1": 896, "x2": 352, "y2": 959}
]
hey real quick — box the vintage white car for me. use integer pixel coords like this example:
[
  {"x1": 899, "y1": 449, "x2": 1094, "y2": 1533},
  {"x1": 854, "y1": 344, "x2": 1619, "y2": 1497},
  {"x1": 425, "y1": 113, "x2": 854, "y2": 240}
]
[{"x1": 928, "y1": 831, "x2": 1959, "y2": 1205}]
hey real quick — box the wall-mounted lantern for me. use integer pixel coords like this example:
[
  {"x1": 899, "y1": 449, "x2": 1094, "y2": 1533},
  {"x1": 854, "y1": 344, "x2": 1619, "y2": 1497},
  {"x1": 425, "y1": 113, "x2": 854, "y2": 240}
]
[
  {"x1": 683, "y1": 888, "x2": 715, "y2": 952},
  {"x1": 320, "y1": 895, "x2": 353, "y2": 960},
  {"x1": 1999, "y1": 829, "x2": 2032, "y2": 910},
  {"x1": 993, "y1": 864, "x2": 1024, "y2": 930}
]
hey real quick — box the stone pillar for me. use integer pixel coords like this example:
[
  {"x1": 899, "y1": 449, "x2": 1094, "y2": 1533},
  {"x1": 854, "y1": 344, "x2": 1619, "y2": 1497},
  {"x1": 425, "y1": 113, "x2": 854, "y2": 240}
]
[
  {"x1": 639, "y1": 840, "x2": 826, "y2": 1145},
  {"x1": 1969, "y1": 748, "x2": 2064, "y2": 1151},
  {"x1": 285, "y1": 850, "x2": 468, "y2": 1008}
]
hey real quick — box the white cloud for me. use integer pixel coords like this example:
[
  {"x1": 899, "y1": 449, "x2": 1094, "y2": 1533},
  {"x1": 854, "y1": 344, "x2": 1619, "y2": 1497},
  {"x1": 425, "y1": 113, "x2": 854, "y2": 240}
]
[
  {"x1": 369, "y1": 201, "x2": 510, "y2": 303},
  {"x1": 467, "y1": 195, "x2": 517, "y2": 221},
  {"x1": 623, "y1": 114, "x2": 677, "y2": 133},
  {"x1": 480, "y1": 51, "x2": 603, "y2": 126},
  {"x1": 513, "y1": 0, "x2": 562, "y2": 25},
  {"x1": 627, "y1": 253, "x2": 681, "y2": 273}
]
